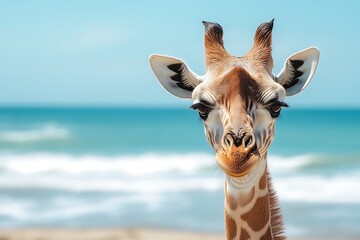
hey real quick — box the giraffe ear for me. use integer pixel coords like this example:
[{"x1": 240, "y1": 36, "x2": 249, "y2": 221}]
[
  {"x1": 149, "y1": 54, "x2": 203, "y2": 98},
  {"x1": 276, "y1": 47, "x2": 320, "y2": 96}
]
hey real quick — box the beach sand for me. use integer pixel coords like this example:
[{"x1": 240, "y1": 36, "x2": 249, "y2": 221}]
[
  {"x1": 0, "y1": 228, "x2": 220, "y2": 240},
  {"x1": 0, "y1": 228, "x2": 354, "y2": 240}
]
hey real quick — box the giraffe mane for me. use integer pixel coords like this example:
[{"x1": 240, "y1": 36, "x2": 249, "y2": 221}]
[{"x1": 267, "y1": 169, "x2": 286, "y2": 240}]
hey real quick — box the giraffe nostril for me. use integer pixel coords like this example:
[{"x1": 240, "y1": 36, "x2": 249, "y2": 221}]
[
  {"x1": 243, "y1": 133, "x2": 253, "y2": 149},
  {"x1": 224, "y1": 133, "x2": 233, "y2": 148},
  {"x1": 223, "y1": 132, "x2": 255, "y2": 150}
]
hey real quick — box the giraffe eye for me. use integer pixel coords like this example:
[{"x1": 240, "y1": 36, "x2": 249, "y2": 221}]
[
  {"x1": 269, "y1": 105, "x2": 282, "y2": 117},
  {"x1": 190, "y1": 103, "x2": 212, "y2": 121},
  {"x1": 268, "y1": 101, "x2": 288, "y2": 118}
]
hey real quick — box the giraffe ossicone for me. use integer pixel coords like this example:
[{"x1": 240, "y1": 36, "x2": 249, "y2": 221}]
[{"x1": 149, "y1": 20, "x2": 319, "y2": 240}]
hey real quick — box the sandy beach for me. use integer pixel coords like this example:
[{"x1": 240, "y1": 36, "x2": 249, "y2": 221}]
[
  {"x1": 0, "y1": 228, "x2": 221, "y2": 240},
  {"x1": 0, "y1": 228, "x2": 355, "y2": 240}
]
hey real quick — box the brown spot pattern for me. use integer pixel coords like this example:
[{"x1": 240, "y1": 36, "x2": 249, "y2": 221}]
[
  {"x1": 239, "y1": 228, "x2": 250, "y2": 240},
  {"x1": 259, "y1": 168, "x2": 267, "y2": 190},
  {"x1": 225, "y1": 211, "x2": 237, "y2": 240},
  {"x1": 260, "y1": 227, "x2": 272, "y2": 240},
  {"x1": 241, "y1": 194, "x2": 270, "y2": 231},
  {"x1": 226, "y1": 193, "x2": 238, "y2": 210},
  {"x1": 268, "y1": 172, "x2": 286, "y2": 240},
  {"x1": 239, "y1": 187, "x2": 255, "y2": 207}
]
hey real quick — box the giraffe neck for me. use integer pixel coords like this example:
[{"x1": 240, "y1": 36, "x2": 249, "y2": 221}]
[{"x1": 224, "y1": 158, "x2": 286, "y2": 240}]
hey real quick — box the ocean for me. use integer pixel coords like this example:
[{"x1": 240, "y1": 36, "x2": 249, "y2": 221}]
[{"x1": 0, "y1": 107, "x2": 359, "y2": 238}]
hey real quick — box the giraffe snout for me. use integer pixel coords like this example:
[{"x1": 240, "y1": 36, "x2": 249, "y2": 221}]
[
  {"x1": 223, "y1": 131, "x2": 256, "y2": 152},
  {"x1": 216, "y1": 131, "x2": 260, "y2": 177}
]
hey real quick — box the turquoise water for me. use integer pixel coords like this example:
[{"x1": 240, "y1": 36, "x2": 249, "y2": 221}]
[
  {"x1": 0, "y1": 107, "x2": 359, "y2": 237},
  {"x1": 2, "y1": 107, "x2": 359, "y2": 155}
]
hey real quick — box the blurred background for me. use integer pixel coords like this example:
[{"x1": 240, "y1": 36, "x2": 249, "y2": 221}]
[{"x1": 0, "y1": 0, "x2": 360, "y2": 239}]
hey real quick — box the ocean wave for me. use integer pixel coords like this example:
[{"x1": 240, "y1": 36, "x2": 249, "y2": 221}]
[
  {"x1": 0, "y1": 124, "x2": 69, "y2": 142},
  {"x1": 1, "y1": 173, "x2": 360, "y2": 203},
  {"x1": 267, "y1": 155, "x2": 313, "y2": 173},
  {"x1": 0, "y1": 152, "x2": 359, "y2": 203},
  {"x1": 0, "y1": 176, "x2": 223, "y2": 193},
  {"x1": 0, "y1": 193, "x2": 187, "y2": 221},
  {"x1": 275, "y1": 174, "x2": 360, "y2": 203},
  {"x1": 0, "y1": 153, "x2": 216, "y2": 176},
  {"x1": 0, "y1": 153, "x2": 313, "y2": 176}
]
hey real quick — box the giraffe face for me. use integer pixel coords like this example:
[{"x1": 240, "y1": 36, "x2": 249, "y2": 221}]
[
  {"x1": 149, "y1": 20, "x2": 319, "y2": 178},
  {"x1": 191, "y1": 64, "x2": 287, "y2": 177}
]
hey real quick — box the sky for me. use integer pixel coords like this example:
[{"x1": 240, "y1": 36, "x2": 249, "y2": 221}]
[{"x1": 0, "y1": 0, "x2": 359, "y2": 108}]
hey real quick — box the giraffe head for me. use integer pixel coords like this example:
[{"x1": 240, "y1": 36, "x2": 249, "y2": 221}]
[{"x1": 150, "y1": 20, "x2": 319, "y2": 178}]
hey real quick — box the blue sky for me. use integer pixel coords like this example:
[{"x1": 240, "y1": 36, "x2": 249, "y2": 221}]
[{"x1": 0, "y1": 0, "x2": 359, "y2": 107}]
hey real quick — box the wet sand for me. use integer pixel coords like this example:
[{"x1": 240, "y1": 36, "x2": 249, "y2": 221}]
[{"x1": 0, "y1": 228, "x2": 355, "y2": 240}]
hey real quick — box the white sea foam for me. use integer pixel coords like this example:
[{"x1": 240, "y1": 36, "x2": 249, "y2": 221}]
[
  {"x1": 2, "y1": 172, "x2": 359, "y2": 203},
  {"x1": 0, "y1": 152, "x2": 223, "y2": 193},
  {"x1": 0, "y1": 176, "x2": 223, "y2": 193},
  {"x1": 0, "y1": 124, "x2": 69, "y2": 142},
  {"x1": 0, "y1": 152, "x2": 359, "y2": 203},
  {"x1": 0, "y1": 152, "x2": 215, "y2": 176},
  {"x1": 0, "y1": 153, "x2": 312, "y2": 176},
  {"x1": 0, "y1": 200, "x2": 30, "y2": 219},
  {"x1": 0, "y1": 193, "x2": 168, "y2": 221},
  {"x1": 275, "y1": 174, "x2": 360, "y2": 203},
  {"x1": 267, "y1": 154, "x2": 313, "y2": 173}
]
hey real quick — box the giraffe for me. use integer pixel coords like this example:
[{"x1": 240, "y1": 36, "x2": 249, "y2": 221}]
[{"x1": 149, "y1": 20, "x2": 319, "y2": 240}]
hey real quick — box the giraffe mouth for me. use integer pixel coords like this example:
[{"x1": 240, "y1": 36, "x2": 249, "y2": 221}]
[{"x1": 215, "y1": 148, "x2": 260, "y2": 177}]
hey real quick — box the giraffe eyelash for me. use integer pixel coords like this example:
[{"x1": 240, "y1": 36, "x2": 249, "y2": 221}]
[
  {"x1": 276, "y1": 101, "x2": 289, "y2": 108},
  {"x1": 268, "y1": 101, "x2": 289, "y2": 118},
  {"x1": 190, "y1": 103, "x2": 212, "y2": 121}
]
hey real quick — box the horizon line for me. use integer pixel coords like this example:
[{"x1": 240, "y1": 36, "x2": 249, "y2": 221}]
[{"x1": 0, "y1": 104, "x2": 360, "y2": 110}]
